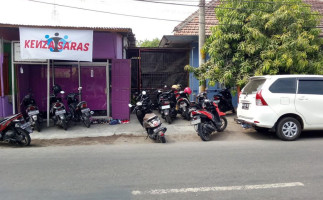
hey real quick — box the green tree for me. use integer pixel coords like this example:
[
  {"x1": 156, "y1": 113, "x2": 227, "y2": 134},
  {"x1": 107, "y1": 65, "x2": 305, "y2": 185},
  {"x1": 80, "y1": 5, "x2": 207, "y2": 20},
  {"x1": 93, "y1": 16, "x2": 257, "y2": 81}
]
[
  {"x1": 136, "y1": 38, "x2": 160, "y2": 47},
  {"x1": 186, "y1": 0, "x2": 323, "y2": 87}
]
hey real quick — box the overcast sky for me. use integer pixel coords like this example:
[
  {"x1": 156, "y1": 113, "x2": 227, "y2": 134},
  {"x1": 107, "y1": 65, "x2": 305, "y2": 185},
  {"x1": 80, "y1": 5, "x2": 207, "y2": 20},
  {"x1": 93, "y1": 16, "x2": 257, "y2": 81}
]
[{"x1": 1, "y1": 0, "x2": 211, "y2": 41}]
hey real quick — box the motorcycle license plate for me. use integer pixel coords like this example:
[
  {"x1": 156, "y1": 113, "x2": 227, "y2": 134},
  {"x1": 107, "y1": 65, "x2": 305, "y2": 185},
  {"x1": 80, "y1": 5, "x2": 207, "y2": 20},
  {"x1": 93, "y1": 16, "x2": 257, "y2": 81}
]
[
  {"x1": 191, "y1": 118, "x2": 201, "y2": 125},
  {"x1": 180, "y1": 103, "x2": 187, "y2": 108},
  {"x1": 28, "y1": 110, "x2": 39, "y2": 116},
  {"x1": 55, "y1": 110, "x2": 66, "y2": 115},
  {"x1": 81, "y1": 108, "x2": 90, "y2": 113},
  {"x1": 161, "y1": 105, "x2": 170, "y2": 109},
  {"x1": 19, "y1": 122, "x2": 31, "y2": 129}
]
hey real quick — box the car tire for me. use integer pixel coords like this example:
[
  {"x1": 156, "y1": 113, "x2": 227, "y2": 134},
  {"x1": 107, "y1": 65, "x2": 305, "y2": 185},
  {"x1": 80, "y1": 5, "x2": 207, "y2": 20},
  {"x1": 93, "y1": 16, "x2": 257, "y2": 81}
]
[{"x1": 276, "y1": 117, "x2": 301, "y2": 141}]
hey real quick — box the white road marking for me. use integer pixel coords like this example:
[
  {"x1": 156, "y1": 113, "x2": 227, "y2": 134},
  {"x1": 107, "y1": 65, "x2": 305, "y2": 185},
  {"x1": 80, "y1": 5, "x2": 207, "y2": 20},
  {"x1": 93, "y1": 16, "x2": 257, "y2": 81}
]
[{"x1": 132, "y1": 182, "x2": 304, "y2": 195}]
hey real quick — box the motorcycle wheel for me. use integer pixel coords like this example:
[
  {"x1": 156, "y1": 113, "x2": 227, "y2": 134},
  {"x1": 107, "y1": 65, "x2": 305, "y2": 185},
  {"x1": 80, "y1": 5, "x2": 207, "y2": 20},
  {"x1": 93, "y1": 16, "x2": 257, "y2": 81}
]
[
  {"x1": 34, "y1": 120, "x2": 41, "y2": 132},
  {"x1": 62, "y1": 120, "x2": 68, "y2": 131},
  {"x1": 198, "y1": 123, "x2": 211, "y2": 141},
  {"x1": 17, "y1": 128, "x2": 31, "y2": 146},
  {"x1": 83, "y1": 116, "x2": 91, "y2": 128},
  {"x1": 165, "y1": 115, "x2": 172, "y2": 124},
  {"x1": 216, "y1": 116, "x2": 228, "y2": 132},
  {"x1": 160, "y1": 136, "x2": 166, "y2": 143}
]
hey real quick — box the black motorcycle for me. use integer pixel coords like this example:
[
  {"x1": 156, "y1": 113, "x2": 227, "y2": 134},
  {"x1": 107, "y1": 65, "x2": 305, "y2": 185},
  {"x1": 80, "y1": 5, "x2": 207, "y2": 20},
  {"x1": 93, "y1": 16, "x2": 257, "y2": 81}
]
[
  {"x1": 129, "y1": 91, "x2": 167, "y2": 143},
  {"x1": 21, "y1": 93, "x2": 43, "y2": 132},
  {"x1": 0, "y1": 113, "x2": 32, "y2": 146},
  {"x1": 159, "y1": 89, "x2": 177, "y2": 124},
  {"x1": 66, "y1": 87, "x2": 93, "y2": 128},
  {"x1": 213, "y1": 88, "x2": 236, "y2": 113},
  {"x1": 50, "y1": 84, "x2": 68, "y2": 130}
]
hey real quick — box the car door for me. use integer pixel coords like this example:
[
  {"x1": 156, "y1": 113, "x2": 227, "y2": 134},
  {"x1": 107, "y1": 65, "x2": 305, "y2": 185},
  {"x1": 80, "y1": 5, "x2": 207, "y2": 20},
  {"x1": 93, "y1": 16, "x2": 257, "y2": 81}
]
[{"x1": 295, "y1": 78, "x2": 323, "y2": 127}]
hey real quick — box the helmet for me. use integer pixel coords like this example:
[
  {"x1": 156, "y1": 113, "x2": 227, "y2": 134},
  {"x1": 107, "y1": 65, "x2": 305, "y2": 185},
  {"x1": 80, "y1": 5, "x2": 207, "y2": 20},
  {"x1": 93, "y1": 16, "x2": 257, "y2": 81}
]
[
  {"x1": 171, "y1": 84, "x2": 181, "y2": 91},
  {"x1": 52, "y1": 84, "x2": 62, "y2": 95},
  {"x1": 184, "y1": 87, "x2": 192, "y2": 95}
]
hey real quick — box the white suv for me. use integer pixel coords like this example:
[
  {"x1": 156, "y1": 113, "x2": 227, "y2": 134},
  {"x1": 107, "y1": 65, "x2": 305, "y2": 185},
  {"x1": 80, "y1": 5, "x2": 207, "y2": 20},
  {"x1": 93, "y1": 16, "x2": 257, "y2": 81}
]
[{"x1": 236, "y1": 75, "x2": 323, "y2": 141}]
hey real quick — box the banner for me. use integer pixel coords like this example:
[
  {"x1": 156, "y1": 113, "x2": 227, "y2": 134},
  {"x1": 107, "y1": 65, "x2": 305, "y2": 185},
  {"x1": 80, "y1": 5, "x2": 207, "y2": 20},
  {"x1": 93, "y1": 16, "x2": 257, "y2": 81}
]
[{"x1": 19, "y1": 27, "x2": 93, "y2": 62}]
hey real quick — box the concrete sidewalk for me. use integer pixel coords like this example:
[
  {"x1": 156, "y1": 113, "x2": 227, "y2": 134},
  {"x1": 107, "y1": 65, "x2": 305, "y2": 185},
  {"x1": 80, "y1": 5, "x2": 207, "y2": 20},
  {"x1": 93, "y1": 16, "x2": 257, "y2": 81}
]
[{"x1": 30, "y1": 112, "x2": 240, "y2": 140}]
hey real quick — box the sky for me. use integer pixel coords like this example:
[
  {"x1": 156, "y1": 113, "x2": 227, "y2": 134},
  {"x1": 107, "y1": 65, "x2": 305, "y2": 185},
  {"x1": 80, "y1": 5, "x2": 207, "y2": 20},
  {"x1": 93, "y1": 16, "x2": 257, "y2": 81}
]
[{"x1": 0, "y1": 0, "x2": 211, "y2": 41}]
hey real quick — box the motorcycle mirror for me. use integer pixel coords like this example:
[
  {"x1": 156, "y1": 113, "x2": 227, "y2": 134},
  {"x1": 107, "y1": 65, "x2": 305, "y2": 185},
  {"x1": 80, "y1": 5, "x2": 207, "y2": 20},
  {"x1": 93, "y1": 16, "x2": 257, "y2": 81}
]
[
  {"x1": 142, "y1": 91, "x2": 146, "y2": 95},
  {"x1": 78, "y1": 87, "x2": 82, "y2": 91},
  {"x1": 128, "y1": 104, "x2": 133, "y2": 107},
  {"x1": 60, "y1": 91, "x2": 65, "y2": 94}
]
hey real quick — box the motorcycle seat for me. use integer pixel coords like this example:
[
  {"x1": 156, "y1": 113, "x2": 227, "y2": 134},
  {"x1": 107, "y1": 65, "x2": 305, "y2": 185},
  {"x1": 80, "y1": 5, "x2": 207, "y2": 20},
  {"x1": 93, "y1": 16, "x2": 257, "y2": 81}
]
[{"x1": 143, "y1": 113, "x2": 157, "y2": 121}]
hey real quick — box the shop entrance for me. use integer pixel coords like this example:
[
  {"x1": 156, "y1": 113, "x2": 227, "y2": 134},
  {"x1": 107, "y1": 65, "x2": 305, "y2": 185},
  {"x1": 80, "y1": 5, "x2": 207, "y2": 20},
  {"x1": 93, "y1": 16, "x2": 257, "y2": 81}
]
[{"x1": 52, "y1": 61, "x2": 110, "y2": 117}]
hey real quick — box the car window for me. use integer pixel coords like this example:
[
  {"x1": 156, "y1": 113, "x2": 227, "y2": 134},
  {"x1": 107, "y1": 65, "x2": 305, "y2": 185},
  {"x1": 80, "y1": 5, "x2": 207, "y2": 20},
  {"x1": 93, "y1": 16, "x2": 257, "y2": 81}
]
[
  {"x1": 242, "y1": 79, "x2": 266, "y2": 94},
  {"x1": 298, "y1": 80, "x2": 323, "y2": 95},
  {"x1": 269, "y1": 78, "x2": 296, "y2": 94}
]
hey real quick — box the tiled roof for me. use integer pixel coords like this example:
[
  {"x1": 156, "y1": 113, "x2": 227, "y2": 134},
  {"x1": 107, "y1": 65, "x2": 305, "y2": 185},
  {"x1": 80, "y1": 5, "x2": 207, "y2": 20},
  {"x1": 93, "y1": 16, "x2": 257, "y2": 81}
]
[
  {"x1": 174, "y1": 0, "x2": 219, "y2": 36},
  {"x1": 174, "y1": 0, "x2": 323, "y2": 36}
]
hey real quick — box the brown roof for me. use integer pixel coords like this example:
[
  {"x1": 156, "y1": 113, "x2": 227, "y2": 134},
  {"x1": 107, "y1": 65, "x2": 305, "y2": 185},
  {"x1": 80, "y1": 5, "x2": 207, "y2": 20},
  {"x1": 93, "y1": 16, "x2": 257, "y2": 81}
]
[
  {"x1": 174, "y1": 0, "x2": 219, "y2": 36},
  {"x1": 174, "y1": 0, "x2": 323, "y2": 36}
]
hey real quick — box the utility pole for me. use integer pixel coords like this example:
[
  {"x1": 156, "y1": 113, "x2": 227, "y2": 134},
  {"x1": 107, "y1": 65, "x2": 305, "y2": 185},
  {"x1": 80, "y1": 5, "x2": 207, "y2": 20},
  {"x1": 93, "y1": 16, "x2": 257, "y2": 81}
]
[{"x1": 199, "y1": 0, "x2": 206, "y2": 93}]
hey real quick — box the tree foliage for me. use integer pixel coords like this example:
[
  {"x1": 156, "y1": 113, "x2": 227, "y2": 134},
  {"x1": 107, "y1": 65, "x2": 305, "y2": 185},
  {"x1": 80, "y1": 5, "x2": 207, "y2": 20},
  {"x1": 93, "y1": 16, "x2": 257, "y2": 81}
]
[
  {"x1": 136, "y1": 38, "x2": 160, "y2": 47},
  {"x1": 185, "y1": 0, "x2": 323, "y2": 87}
]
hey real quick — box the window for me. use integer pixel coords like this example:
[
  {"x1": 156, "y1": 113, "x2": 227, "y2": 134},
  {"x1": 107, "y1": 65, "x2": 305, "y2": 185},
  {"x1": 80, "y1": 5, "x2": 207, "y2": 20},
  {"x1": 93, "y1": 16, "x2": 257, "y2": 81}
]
[
  {"x1": 242, "y1": 79, "x2": 266, "y2": 94},
  {"x1": 269, "y1": 78, "x2": 296, "y2": 94},
  {"x1": 298, "y1": 80, "x2": 323, "y2": 95}
]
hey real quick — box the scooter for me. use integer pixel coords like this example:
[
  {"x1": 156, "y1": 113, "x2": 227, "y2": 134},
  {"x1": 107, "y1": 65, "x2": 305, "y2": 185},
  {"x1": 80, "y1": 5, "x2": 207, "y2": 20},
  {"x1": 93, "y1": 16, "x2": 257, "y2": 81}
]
[
  {"x1": 213, "y1": 88, "x2": 235, "y2": 113},
  {"x1": 176, "y1": 87, "x2": 192, "y2": 120},
  {"x1": 159, "y1": 89, "x2": 177, "y2": 124},
  {"x1": 66, "y1": 87, "x2": 93, "y2": 128},
  {"x1": 129, "y1": 91, "x2": 167, "y2": 143},
  {"x1": 190, "y1": 93, "x2": 228, "y2": 141},
  {"x1": 21, "y1": 93, "x2": 43, "y2": 132},
  {"x1": 50, "y1": 84, "x2": 68, "y2": 130},
  {"x1": 0, "y1": 113, "x2": 32, "y2": 146}
]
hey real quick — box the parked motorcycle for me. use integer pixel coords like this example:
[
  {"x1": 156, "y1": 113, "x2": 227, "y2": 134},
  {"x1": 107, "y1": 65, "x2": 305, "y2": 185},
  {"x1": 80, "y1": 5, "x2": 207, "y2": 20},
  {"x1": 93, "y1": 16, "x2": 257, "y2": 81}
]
[
  {"x1": 66, "y1": 87, "x2": 93, "y2": 128},
  {"x1": 129, "y1": 91, "x2": 167, "y2": 143},
  {"x1": 21, "y1": 93, "x2": 43, "y2": 132},
  {"x1": 0, "y1": 113, "x2": 32, "y2": 146},
  {"x1": 176, "y1": 87, "x2": 192, "y2": 120},
  {"x1": 159, "y1": 89, "x2": 177, "y2": 124},
  {"x1": 213, "y1": 88, "x2": 235, "y2": 113},
  {"x1": 190, "y1": 93, "x2": 228, "y2": 141},
  {"x1": 50, "y1": 84, "x2": 68, "y2": 130}
]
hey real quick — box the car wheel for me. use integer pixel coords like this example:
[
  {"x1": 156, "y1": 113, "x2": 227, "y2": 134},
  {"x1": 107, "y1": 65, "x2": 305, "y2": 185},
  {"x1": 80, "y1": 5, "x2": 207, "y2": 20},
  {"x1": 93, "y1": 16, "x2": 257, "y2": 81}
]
[{"x1": 276, "y1": 117, "x2": 301, "y2": 141}]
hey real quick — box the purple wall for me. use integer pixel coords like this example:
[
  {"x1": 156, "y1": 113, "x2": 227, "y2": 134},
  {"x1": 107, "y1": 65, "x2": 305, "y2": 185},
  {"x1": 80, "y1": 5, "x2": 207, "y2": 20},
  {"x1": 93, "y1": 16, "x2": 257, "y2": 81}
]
[
  {"x1": 93, "y1": 32, "x2": 122, "y2": 59},
  {"x1": 81, "y1": 66, "x2": 107, "y2": 110},
  {"x1": 18, "y1": 65, "x2": 50, "y2": 112}
]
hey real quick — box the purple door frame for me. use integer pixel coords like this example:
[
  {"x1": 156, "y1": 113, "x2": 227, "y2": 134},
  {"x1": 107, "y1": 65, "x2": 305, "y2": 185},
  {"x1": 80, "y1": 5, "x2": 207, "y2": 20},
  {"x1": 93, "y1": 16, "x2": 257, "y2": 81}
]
[{"x1": 111, "y1": 59, "x2": 131, "y2": 120}]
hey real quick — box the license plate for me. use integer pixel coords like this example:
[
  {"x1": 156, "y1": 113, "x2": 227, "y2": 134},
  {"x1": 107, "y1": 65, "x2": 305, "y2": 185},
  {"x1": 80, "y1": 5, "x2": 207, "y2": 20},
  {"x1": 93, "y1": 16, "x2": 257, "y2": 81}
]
[
  {"x1": 180, "y1": 103, "x2": 187, "y2": 108},
  {"x1": 28, "y1": 110, "x2": 39, "y2": 116},
  {"x1": 242, "y1": 103, "x2": 250, "y2": 110},
  {"x1": 55, "y1": 110, "x2": 66, "y2": 115},
  {"x1": 81, "y1": 108, "x2": 90, "y2": 113},
  {"x1": 191, "y1": 118, "x2": 201, "y2": 125},
  {"x1": 161, "y1": 105, "x2": 170, "y2": 109},
  {"x1": 20, "y1": 122, "x2": 31, "y2": 129}
]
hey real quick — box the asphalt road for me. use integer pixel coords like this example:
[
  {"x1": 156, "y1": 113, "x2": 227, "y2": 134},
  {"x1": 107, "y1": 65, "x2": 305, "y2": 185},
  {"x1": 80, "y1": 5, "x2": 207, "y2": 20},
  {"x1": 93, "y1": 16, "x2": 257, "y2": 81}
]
[{"x1": 1, "y1": 137, "x2": 323, "y2": 200}]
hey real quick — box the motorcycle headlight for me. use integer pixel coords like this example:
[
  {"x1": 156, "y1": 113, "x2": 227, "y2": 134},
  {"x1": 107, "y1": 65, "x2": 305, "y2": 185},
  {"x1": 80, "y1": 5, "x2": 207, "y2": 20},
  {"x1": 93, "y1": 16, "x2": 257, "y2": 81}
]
[{"x1": 136, "y1": 102, "x2": 142, "y2": 106}]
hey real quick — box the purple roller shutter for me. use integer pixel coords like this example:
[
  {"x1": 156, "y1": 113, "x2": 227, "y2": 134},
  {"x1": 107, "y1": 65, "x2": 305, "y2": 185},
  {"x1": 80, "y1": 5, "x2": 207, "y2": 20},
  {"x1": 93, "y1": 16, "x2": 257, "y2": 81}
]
[{"x1": 111, "y1": 59, "x2": 131, "y2": 120}]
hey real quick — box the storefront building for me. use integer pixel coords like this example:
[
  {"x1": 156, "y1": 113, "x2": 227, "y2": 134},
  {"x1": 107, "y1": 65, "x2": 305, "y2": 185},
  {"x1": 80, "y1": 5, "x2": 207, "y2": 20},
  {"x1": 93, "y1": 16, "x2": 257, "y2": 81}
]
[{"x1": 0, "y1": 24, "x2": 135, "y2": 123}]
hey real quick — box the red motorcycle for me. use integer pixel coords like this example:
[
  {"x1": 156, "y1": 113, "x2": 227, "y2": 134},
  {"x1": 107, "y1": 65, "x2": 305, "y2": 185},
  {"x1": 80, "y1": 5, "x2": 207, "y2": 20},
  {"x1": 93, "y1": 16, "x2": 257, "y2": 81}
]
[
  {"x1": 0, "y1": 113, "x2": 32, "y2": 146},
  {"x1": 190, "y1": 93, "x2": 227, "y2": 141}
]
